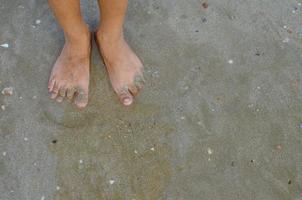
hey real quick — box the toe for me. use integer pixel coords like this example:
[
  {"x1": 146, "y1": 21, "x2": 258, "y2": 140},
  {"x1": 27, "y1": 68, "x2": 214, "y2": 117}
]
[
  {"x1": 56, "y1": 87, "x2": 67, "y2": 103},
  {"x1": 128, "y1": 85, "x2": 139, "y2": 97},
  {"x1": 48, "y1": 78, "x2": 55, "y2": 92},
  {"x1": 66, "y1": 87, "x2": 76, "y2": 101},
  {"x1": 74, "y1": 87, "x2": 89, "y2": 108},
  {"x1": 134, "y1": 74, "x2": 145, "y2": 91},
  {"x1": 118, "y1": 87, "x2": 134, "y2": 106},
  {"x1": 59, "y1": 87, "x2": 67, "y2": 97},
  {"x1": 51, "y1": 82, "x2": 60, "y2": 99}
]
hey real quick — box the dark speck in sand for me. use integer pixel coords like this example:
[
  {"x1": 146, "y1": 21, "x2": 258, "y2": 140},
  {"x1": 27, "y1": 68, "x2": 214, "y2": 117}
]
[
  {"x1": 288, "y1": 180, "x2": 292, "y2": 185},
  {"x1": 202, "y1": 2, "x2": 208, "y2": 9},
  {"x1": 250, "y1": 159, "x2": 254, "y2": 163},
  {"x1": 195, "y1": 30, "x2": 199, "y2": 32},
  {"x1": 202, "y1": 17, "x2": 207, "y2": 23},
  {"x1": 231, "y1": 161, "x2": 235, "y2": 167},
  {"x1": 52, "y1": 139, "x2": 57, "y2": 144}
]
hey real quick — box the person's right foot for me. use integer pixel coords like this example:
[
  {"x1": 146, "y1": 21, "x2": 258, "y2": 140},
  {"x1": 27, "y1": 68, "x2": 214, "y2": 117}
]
[{"x1": 48, "y1": 29, "x2": 91, "y2": 108}]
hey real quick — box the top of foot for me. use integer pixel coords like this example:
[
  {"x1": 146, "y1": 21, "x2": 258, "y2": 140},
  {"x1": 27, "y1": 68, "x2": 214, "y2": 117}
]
[
  {"x1": 48, "y1": 30, "x2": 91, "y2": 108},
  {"x1": 95, "y1": 31, "x2": 145, "y2": 106}
]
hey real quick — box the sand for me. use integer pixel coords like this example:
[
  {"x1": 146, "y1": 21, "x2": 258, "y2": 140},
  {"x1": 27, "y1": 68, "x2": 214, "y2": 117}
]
[{"x1": 1, "y1": 0, "x2": 302, "y2": 199}]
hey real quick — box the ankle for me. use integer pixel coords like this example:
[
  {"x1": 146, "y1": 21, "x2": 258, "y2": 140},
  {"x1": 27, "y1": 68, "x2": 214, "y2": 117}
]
[
  {"x1": 64, "y1": 25, "x2": 91, "y2": 46},
  {"x1": 96, "y1": 28, "x2": 124, "y2": 45}
]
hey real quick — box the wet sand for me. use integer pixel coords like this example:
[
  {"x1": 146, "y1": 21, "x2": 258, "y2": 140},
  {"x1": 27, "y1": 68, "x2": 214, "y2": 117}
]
[{"x1": 1, "y1": 0, "x2": 302, "y2": 199}]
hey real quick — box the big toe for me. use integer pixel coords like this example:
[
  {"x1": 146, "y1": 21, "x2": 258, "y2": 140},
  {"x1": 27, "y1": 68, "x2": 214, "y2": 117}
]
[
  {"x1": 118, "y1": 88, "x2": 134, "y2": 106},
  {"x1": 74, "y1": 88, "x2": 89, "y2": 108}
]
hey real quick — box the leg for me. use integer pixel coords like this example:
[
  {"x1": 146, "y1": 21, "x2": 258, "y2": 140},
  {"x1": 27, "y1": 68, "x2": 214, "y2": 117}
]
[
  {"x1": 96, "y1": 0, "x2": 145, "y2": 106},
  {"x1": 48, "y1": 0, "x2": 91, "y2": 108}
]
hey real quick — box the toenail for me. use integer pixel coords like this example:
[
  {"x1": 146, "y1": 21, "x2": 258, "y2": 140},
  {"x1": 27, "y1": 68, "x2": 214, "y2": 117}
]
[{"x1": 123, "y1": 97, "x2": 133, "y2": 106}]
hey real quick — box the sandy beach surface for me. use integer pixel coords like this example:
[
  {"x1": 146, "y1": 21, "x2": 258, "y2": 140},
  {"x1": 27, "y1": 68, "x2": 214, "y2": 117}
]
[{"x1": 1, "y1": 0, "x2": 302, "y2": 199}]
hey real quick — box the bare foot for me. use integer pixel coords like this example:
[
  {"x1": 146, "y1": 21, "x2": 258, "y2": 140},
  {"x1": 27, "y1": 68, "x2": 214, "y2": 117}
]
[
  {"x1": 95, "y1": 31, "x2": 145, "y2": 106},
  {"x1": 48, "y1": 30, "x2": 91, "y2": 108}
]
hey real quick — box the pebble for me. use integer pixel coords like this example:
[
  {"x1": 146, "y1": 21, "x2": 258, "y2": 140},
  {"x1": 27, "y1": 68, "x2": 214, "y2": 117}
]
[
  {"x1": 1, "y1": 105, "x2": 5, "y2": 110},
  {"x1": 35, "y1": 19, "x2": 41, "y2": 24},
  {"x1": 276, "y1": 144, "x2": 282, "y2": 150},
  {"x1": 1, "y1": 87, "x2": 13, "y2": 96},
  {"x1": 228, "y1": 59, "x2": 234, "y2": 64},
  {"x1": 56, "y1": 186, "x2": 60, "y2": 191},
  {"x1": 248, "y1": 104, "x2": 254, "y2": 108},
  {"x1": 32, "y1": 96, "x2": 37, "y2": 99},
  {"x1": 109, "y1": 179, "x2": 115, "y2": 185},
  {"x1": 256, "y1": 86, "x2": 261, "y2": 90},
  {"x1": 180, "y1": 116, "x2": 185, "y2": 120},
  {"x1": 134, "y1": 150, "x2": 138, "y2": 154},
  {"x1": 207, "y1": 148, "x2": 213, "y2": 155},
  {"x1": 150, "y1": 147, "x2": 155, "y2": 151},
  {"x1": 24, "y1": 137, "x2": 28, "y2": 141},
  {"x1": 282, "y1": 37, "x2": 290, "y2": 43},
  {"x1": 298, "y1": 3, "x2": 302, "y2": 6},
  {"x1": 41, "y1": 196, "x2": 45, "y2": 200},
  {"x1": 202, "y1": 2, "x2": 209, "y2": 9},
  {"x1": 79, "y1": 160, "x2": 83, "y2": 164},
  {"x1": 0, "y1": 43, "x2": 9, "y2": 48},
  {"x1": 2, "y1": 152, "x2": 6, "y2": 156}
]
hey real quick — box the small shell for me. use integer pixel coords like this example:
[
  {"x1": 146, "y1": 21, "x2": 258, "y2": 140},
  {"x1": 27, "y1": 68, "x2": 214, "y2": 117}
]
[
  {"x1": 0, "y1": 43, "x2": 9, "y2": 48},
  {"x1": 207, "y1": 148, "x2": 213, "y2": 155},
  {"x1": 2, "y1": 87, "x2": 13, "y2": 96}
]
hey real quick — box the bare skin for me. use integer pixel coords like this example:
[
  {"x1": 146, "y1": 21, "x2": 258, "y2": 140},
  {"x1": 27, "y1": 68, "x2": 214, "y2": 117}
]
[
  {"x1": 48, "y1": 31, "x2": 91, "y2": 108},
  {"x1": 48, "y1": 0, "x2": 144, "y2": 107},
  {"x1": 48, "y1": 0, "x2": 91, "y2": 108},
  {"x1": 95, "y1": 32, "x2": 145, "y2": 106},
  {"x1": 96, "y1": 0, "x2": 145, "y2": 106}
]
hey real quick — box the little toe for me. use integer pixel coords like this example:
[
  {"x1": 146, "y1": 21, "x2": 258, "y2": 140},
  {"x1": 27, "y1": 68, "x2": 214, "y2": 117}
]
[
  {"x1": 118, "y1": 87, "x2": 134, "y2": 106},
  {"x1": 74, "y1": 88, "x2": 89, "y2": 108},
  {"x1": 56, "y1": 96, "x2": 64, "y2": 103},
  {"x1": 51, "y1": 83, "x2": 60, "y2": 99},
  {"x1": 48, "y1": 78, "x2": 55, "y2": 92}
]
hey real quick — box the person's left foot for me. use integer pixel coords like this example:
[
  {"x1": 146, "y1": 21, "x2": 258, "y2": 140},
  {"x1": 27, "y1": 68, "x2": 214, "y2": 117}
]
[{"x1": 95, "y1": 31, "x2": 145, "y2": 106}]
